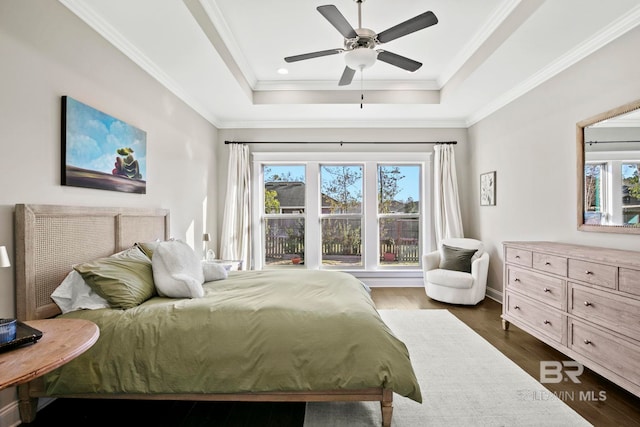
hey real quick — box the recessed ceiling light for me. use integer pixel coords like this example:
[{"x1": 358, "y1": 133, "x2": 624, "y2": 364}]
[{"x1": 277, "y1": 68, "x2": 289, "y2": 75}]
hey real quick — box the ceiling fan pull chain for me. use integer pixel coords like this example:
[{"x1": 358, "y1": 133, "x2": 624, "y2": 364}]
[{"x1": 360, "y1": 71, "x2": 364, "y2": 109}]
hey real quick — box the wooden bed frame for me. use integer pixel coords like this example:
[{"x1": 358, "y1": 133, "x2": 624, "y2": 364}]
[{"x1": 14, "y1": 204, "x2": 393, "y2": 426}]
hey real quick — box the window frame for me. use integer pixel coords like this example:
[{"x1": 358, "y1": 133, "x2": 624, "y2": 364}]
[
  {"x1": 252, "y1": 151, "x2": 432, "y2": 279},
  {"x1": 585, "y1": 150, "x2": 640, "y2": 225}
]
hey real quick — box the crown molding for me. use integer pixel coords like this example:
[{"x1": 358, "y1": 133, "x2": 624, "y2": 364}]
[
  {"x1": 255, "y1": 79, "x2": 441, "y2": 91},
  {"x1": 216, "y1": 118, "x2": 467, "y2": 129},
  {"x1": 199, "y1": 0, "x2": 257, "y2": 87},
  {"x1": 438, "y1": 0, "x2": 522, "y2": 88},
  {"x1": 57, "y1": 0, "x2": 640, "y2": 131},
  {"x1": 466, "y1": 4, "x2": 640, "y2": 127},
  {"x1": 58, "y1": 0, "x2": 223, "y2": 127}
]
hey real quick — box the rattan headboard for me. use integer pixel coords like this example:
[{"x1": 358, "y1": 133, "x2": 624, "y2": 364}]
[{"x1": 14, "y1": 204, "x2": 170, "y2": 320}]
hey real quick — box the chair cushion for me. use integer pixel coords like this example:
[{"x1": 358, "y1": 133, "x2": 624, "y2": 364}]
[
  {"x1": 441, "y1": 238, "x2": 485, "y2": 262},
  {"x1": 426, "y1": 268, "x2": 474, "y2": 289},
  {"x1": 439, "y1": 244, "x2": 478, "y2": 273}
]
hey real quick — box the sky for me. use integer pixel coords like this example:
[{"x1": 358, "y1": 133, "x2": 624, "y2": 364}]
[
  {"x1": 622, "y1": 163, "x2": 638, "y2": 179},
  {"x1": 64, "y1": 96, "x2": 147, "y2": 178}
]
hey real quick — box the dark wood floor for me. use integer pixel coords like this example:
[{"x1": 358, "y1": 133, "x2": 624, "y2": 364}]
[{"x1": 22, "y1": 288, "x2": 640, "y2": 427}]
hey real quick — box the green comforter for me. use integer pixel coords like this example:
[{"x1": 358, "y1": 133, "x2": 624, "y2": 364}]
[{"x1": 45, "y1": 270, "x2": 422, "y2": 402}]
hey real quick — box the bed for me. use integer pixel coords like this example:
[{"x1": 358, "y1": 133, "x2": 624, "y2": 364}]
[{"x1": 14, "y1": 203, "x2": 421, "y2": 427}]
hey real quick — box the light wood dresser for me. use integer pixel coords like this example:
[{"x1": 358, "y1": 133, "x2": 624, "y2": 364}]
[{"x1": 502, "y1": 241, "x2": 640, "y2": 397}]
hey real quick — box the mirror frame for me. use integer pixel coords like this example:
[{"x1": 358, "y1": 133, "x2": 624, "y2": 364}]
[{"x1": 577, "y1": 98, "x2": 640, "y2": 234}]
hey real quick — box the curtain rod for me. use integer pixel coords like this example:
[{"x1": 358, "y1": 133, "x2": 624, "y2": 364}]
[
  {"x1": 224, "y1": 140, "x2": 457, "y2": 145},
  {"x1": 586, "y1": 140, "x2": 640, "y2": 145}
]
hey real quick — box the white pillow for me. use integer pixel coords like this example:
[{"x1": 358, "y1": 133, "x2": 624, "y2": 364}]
[
  {"x1": 51, "y1": 270, "x2": 110, "y2": 314},
  {"x1": 152, "y1": 240, "x2": 205, "y2": 298},
  {"x1": 202, "y1": 261, "x2": 228, "y2": 282}
]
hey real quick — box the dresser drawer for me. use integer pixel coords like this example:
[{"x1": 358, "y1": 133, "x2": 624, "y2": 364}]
[
  {"x1": 569, "y1": 283, "x2": 640, "y2": 342},
  {"x1": 568, "y1": 259, "x2": 616, "y2": 289},
  {"x1": 506, "y1": 247, "x2": 532, "y2": 268},
  {"x1": 533, "y1": 252, "x2": 567, "y2": 277},
  {"x1": 507, "y1": 266, "x2": 565, "y2": 309},
  {"x1": 505, "y1": 292, "x2": 564, "y2": 343},
  {"x1": 569, "y1": 319, "x2": 640, "y2": 388},
  {"x1": 620, "y1": 268, "x2": 640, "y2": 297}
]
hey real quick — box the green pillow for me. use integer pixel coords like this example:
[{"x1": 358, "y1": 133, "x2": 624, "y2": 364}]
[
  {"x1": 439, "y1": 244, "x2": 478, "y2": 273},
  {"x1": 74, "y1": 247, "x2": 156, "y2": 309}
]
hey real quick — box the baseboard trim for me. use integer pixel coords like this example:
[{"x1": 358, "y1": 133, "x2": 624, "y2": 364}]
[
  {"x1": 486, "y1": 287, "x2": 503, "y2": 303},
  {"x1": 0, "y1": 399, "x2": 20, "y2": 427},
  {"x1": 0, "y1": 395, "x2": 55, "y2": 427}
]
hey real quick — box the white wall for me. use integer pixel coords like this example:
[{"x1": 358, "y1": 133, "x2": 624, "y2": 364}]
[
  {"x1": 0, "y1": 1, "x2": 218, "y2": 417},
  {"x1": 468, "y1": 26, "x2": 640, "y2": 296}
]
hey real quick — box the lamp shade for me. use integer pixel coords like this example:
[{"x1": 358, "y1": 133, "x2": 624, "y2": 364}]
[
  {"x1": 0, "y1": 246, "x2": 10, "y2": 268},
  {"x1": 344, "y1": 48, "x2": 377, "y2": 70}
]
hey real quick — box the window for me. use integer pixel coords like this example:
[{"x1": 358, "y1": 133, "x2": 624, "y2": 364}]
[
  {"x1": 584, "y1": 157, "x2": 640, "y2": 225},
  {"x1": 584, "y1": 162, "x2": 607, "y2": 225},
  {"x1": 320, "y1": 165, "x2": 363, "y2": 267},
  {"x1": 252, "y1": 152, "x2": 431, "y2": 276},
  {"x1": 622, "y1": 162, "x2": 640, "y2": 224},
  {"x1": 262, "y1": 165, "x2": 306, "y2": 266},
  {"x1": 378, "y1": 165, "x2": 420, "y2": 267}
]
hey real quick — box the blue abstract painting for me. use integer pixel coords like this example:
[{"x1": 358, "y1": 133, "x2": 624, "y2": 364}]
[{"x1": 62, "y1": 96, "x2": 147, "y2": 194}]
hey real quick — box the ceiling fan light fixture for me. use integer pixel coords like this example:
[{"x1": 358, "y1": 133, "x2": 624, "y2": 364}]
[{"x1": 344, "y1": 48, "x2": 377, "y2": 70}]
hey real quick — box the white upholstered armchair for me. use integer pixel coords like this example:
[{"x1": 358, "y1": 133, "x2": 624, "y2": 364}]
[{"x1": 422, "y1": 238, "x2": 489, "y2": 305}]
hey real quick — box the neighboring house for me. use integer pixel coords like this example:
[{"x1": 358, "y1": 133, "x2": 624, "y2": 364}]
[{"x1": 265, "y1": 181, "x2": 341, "y2": 214}]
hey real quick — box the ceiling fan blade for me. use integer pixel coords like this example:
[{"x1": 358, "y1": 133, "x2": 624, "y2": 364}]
[
  {"x1": 338, "y1": 66, "x2": 355, "y2": 86},
  {"x1": 285, "y1": 48, "x2": 343, "y2": 63},
  {"x1": 317, "y1": 5, "x2": 358, "y2": 39},
  {"x1": 377, "y1": 50, "x2": 422, "y2": 72},
  {"x1": 377, "y1": 11, "x2": 438, "y2": 44}
]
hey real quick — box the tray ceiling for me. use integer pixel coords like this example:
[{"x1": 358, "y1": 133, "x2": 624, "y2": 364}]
[{"x1": 59, "y1": 0, "x2": 640, "y2": 128}]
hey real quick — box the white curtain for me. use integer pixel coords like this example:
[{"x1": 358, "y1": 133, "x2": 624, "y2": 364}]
[
  {"x1": 220, "y1": 143, "x2": 251, "y2": 267},
  {"x1": 433, "y1": 144, "x2": 463, "y2": 245}
]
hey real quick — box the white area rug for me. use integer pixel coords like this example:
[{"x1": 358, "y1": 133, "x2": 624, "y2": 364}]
[{"x1": 304, "y1": 309, "x2": 592, "y2": 427}]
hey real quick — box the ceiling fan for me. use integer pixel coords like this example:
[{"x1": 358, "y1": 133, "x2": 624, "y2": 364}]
[{"x1": 284, "y1": 0, "x2": 438, "y2": 86}]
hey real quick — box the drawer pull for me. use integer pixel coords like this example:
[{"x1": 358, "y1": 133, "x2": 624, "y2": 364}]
[
  {"x1": 583, "y1": 339, "x2": 592, "y2": 345},
  {"x1": 515, "y1": 255, "x2": 520, "y2": 259},
  {"x1": 543, "y1": 320, "x2": 551, "y2": 325},
  {"x1": 543, "y1": 288, "x2": 550, "y2": 293},
  {"x1": 585, "y1": 270, "x2": 593, "y2": 275},
  {"x1": 514, "y1": 278, "x2": 520, "y2": 282},
  {"x1": 584, "y1": 301, "x2": 592, "y2": 307},
  {"x1": 514, "y1": 305, "x2": 520, "y2": 310},
  {"x1": 545, "y1": 261, "x2": 551, "y2": 266}
]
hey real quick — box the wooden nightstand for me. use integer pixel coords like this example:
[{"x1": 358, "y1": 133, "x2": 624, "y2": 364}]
[{"x1": 0, "y1": 318, "x2": 99, "y2": 390}]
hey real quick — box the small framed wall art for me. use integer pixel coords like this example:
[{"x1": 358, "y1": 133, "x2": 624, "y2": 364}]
[
  {"x1": 61, "y1": 96, "x2": 147, "y2": 194},
  {"x1": 480, "y1": 171, "x2": 496, "y2": 206}
]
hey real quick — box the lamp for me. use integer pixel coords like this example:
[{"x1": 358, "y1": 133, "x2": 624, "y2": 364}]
[
  {"x1": 0, "y1": 246, "x2": 15, "y2": 334},
  {"x1": 0, "y1": 246, "x2": 9, "y2": 268},
  {"x1": 202, "y1": 234, "x2": 215, "y2": 261},
  {"x1": 344, "y1": 48, "x2": 377, "y2": 71}
]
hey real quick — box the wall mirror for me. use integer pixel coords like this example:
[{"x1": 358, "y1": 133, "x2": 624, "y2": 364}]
[{"x1": 577, "y1": 98, "x2": 640, "y2": 234}]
